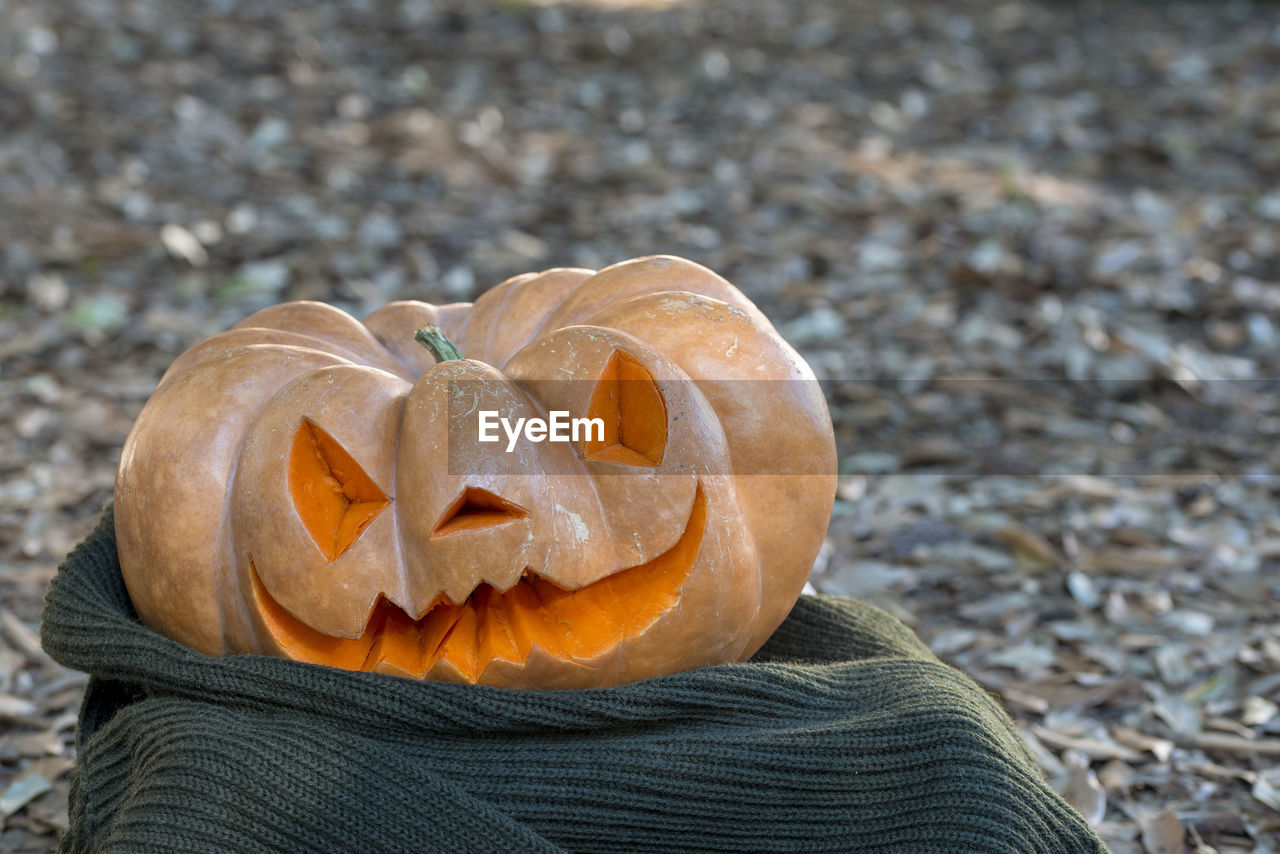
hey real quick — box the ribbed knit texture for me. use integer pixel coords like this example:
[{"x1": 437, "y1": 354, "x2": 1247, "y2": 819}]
[{"x1": 42, "y1": 507, "x2": 1107, "y2": 854}]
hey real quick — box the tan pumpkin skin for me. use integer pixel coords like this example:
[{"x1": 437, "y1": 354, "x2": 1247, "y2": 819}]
[{"x1": 115, "y1": 255, "x2": 837, "y2": 688}]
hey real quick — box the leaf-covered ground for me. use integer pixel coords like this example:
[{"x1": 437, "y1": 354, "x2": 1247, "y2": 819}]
[{"x1": 2, "y1": 0, "x2": 1279, "y2": 850}]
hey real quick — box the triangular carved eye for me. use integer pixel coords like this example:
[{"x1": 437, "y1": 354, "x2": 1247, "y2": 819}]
[
  {"x1": 580, "y1": 350, "x2": 667, "y2": 467},
  {"x1": 289, "y1": 418, "x2": 391, "y2": 561},
  {"x1": 432, "y1": 487, "x2": 528, "y2": 538}
]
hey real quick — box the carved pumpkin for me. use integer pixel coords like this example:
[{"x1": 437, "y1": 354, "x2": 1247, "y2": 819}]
[{"x1": 115, "y1": 256, "x2": 837, "y2": 688}]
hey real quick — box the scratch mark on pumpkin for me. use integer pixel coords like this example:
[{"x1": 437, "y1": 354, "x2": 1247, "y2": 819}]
[
  {"x1": 556, "y1": 505, "x2": 590, "y2": 543},
  {"x1": 449, "y1": 384, "x2": 482, "y2": 419},
  {"x1": 725, "y1": 336, "x2": 739, "y2": 357}
]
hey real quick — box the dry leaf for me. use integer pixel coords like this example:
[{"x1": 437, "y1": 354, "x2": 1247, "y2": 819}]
[
  {"x1": 1253, "y1": 768, "x2": 1280, "y2": 812},
  {"x1": 1098, "y1": 758, "x2": 1135, "y2": 792},
  {"x1": 1061, "y1": 750, "x2": 1107, "y2": 826},
  {"x1": 1242, "y1": 696, "x2": 1278, "y2": 727},
  {"x1": 1138, "y1": 808, "x2": 1185, "y2": 854},
  {"x1": 0, "y1": 694, "x2": 39, "y2": 720},
  {"x1": 1031, "y1": 726, "x2": 1142, "y2": 762},
  {"x1": 996, "y1": 523, "x2": 1059, "y2": 566},
  {"x1": 0, "y1": 773, "x2": 53, "y2": 818},
  {"x1": 1110, "y1": 725, "x2": 1175, "y2": 763}
]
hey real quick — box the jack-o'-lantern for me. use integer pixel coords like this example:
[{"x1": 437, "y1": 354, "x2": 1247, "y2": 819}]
[{"x1": 114, "y1": 256, "x2": 836, "y2": 688}]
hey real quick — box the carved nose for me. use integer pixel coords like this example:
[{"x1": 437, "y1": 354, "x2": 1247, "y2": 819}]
[
  {"x1": 431, "y1": 488, "x2": 528, "y2": 538},
  {"x1": 395, "y1": 360, "x2": 549, "y2": 613},
  {"x1": 403, "y1": 485, "x2": 535, "y2": 611}
]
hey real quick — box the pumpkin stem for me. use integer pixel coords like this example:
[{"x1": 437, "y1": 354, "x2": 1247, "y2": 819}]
[{"x1": 414, "y1": 324, "x2": 463, "y2": 362}]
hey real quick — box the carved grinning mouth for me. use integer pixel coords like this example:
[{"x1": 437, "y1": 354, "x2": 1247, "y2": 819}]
[{"x1": 250, "y1": 483, "x2": 706, "y2": 682}]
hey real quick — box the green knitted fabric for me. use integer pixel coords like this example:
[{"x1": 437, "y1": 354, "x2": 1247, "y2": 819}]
[{"x1": 42, "y1": 507, "x2": 1107, "y2": 854}]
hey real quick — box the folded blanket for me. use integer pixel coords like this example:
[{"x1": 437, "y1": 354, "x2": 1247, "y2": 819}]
[{"x1": 42, "y1": 506, "x2": 1107, "y2": 853}]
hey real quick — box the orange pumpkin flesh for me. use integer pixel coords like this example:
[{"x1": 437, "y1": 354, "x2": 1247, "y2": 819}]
[
  {"x1": 582, "y1": 350, "x2": 668, "y2": 467},
  {"x1": 251, "y1": 485, "x2": 704, "y2": 681},
  {"x1": 289, "y1": 418, "x2": 391, "y2": 561},
  {"x1": 431, "y1": 488, "x2": 529, "y2": 538},
  {"x1": 115, "y1": 255, "x2": 837, "y2": 689}
]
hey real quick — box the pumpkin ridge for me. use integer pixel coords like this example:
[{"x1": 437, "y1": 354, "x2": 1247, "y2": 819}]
[
  {"x1": 159, "y1": 331, "x2": 372, "y2": 387},
  {"x1": 490, "y1": 269, "x2": 597, "y2": 363}
]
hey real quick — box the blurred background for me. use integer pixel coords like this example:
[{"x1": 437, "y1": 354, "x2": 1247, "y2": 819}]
[{"x1": 2, "y1": 0, "x2": 1279, "y2": 850}]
